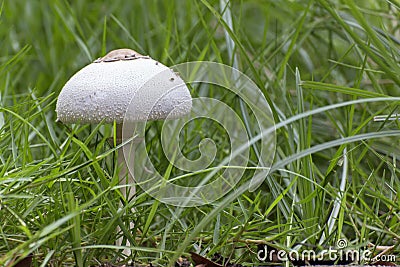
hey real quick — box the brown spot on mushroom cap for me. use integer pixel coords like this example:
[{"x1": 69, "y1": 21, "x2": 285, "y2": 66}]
[{"x1": 94, "y1": 48, "x2": 149, "y2": 63}]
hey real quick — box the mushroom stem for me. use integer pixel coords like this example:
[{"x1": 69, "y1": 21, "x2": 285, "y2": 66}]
[{"x1": 115, "y1": 123, "x2": 135, "y2": 258}]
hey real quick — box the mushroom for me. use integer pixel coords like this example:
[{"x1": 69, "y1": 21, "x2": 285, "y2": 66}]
[{"x1": 56, "y1": 48, "x2": 192, "y2": 257}]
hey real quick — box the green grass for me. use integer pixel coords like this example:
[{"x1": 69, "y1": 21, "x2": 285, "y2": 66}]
[{"x1": 1, "y1": 0, "x2": 400, "y2": 266}]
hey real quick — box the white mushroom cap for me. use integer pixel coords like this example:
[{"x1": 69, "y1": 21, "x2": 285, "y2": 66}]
[{"x1": 56, "y1": 49, "x2": 192, "y2": 124}]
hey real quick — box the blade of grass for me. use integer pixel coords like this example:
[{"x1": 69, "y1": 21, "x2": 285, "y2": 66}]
[
  {"x1": 301, "y1": 81, "x2": 388, "y2": 98},
  {"x1": 65, "y1": 192, "x2": 83, "y2": 267}
]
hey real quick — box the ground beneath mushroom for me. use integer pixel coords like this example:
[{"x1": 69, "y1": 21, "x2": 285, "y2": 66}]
[{"x1": 10, "y1": 251, "x2": 398, "y2": 267}]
